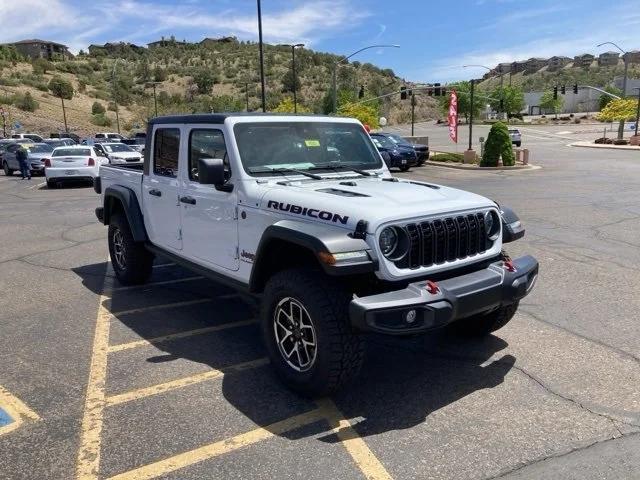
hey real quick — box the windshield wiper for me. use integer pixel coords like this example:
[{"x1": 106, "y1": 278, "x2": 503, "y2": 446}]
[
  {"x1": 248, "y1": 166, "x2": 323, "y2": 180},
  {"x1": 310, "y1": 164, "x2": 377, "y2": 177}
]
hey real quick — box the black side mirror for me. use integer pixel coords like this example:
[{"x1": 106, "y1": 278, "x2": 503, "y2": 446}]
[{"x1": 198, "y1": 158, "x2": 232, "y2": 191}]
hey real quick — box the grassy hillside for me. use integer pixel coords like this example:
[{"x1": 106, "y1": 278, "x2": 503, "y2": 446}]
[{"x1": 0, "y1": 40, "x2": 438, "y2": 137}]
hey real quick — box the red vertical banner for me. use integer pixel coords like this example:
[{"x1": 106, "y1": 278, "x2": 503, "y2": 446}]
[{"x1": 448, "y1": 89, "x2": 458, "y2": 143}]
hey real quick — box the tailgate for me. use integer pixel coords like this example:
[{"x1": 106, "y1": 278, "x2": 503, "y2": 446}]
[{"x1": 51, "y1": 155, "x2": 89, "y2": 168}]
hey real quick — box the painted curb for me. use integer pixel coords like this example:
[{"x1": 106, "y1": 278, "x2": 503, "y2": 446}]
[
  {"x1": 424, "y1": 161, "x2": 542, "y2": 171},
  {"x1": 568, "y1": 141, "x2": 640, "y2": 151}
]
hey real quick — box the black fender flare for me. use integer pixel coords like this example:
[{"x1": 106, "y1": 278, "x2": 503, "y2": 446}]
[
  {"x1": 103, "y1": 185, "x2": 148, "y2": 242},
  {"x1": 249, "y1": 220, "x2": 376, "y2": 292},
  {"x1": 500, "y1": 206, "x2": 525, "y2": 243}
]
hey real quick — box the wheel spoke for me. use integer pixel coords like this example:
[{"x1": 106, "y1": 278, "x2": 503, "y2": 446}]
[{"x1": 273, "y1": 297, "x2": 318, "y2": 372}]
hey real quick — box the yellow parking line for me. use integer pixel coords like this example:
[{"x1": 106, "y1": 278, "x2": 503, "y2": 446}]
[
  {"x1": 0, "y1": 384, "x2": 40, "y2": 436},
  {"x1": 105, "y1": 358, "x2": 269, "y2": 407},
  {"x1": 109, "y1": 298, "x2": 216, "y2": 316},
  {"x1": 316, "y1": 399, "x2": 393, "y2": 480},
  {"x1": 107, "y1": 319, "x2": 257, "y2": 353},
  {"x1": 76, "y1": 275, "x2": 112, "y2": 479},
  {"x1": 107, "y1": 407, "x2": 326, "y2": 480},
  {"x1": 106, "y1": 276, "x2": 204, "y2": 293}
]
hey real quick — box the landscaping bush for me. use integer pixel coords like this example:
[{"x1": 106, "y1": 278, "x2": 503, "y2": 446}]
[
  {"x1": 594, "y1": 137, "x2": 613, "y2": 144},
  {"x1": 613, "y1": 139, "x2": 628, "y2": 145},
  {"x1": 91, "y1": 101, "x2": 105, "y2": 114},
  {"x1": 91, "y1": 113, "x2": 112, "y2": 127},
  {"x1": 430, "y1": 152, "x2": 465, "y2": 163},
  {"x1": 481, "y1": 121, "x2": 515, "y2": 167}
]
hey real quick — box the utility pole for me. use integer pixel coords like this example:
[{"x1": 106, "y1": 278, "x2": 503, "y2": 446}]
[
  {"x1": 0, "y1": 107, "x2": 6, "y2": 137},
  {"x1": 281, "y1": 44, "x2": 304, "y2": 113},
  {"x1": 257, "y1": 0, "x2": 266, "y2": 112},
  {"x1": 111, "y1": 59, "x2": 121, "y2": 134},
  {"x1": 635, "y1": 87, "x2": 640, "y2": 138},
  {"x1": 411, "y1": 92, "x2": 416, "y2": 136},
  {"x1": 152, "y1": 83, "x2": 158, "y2": 117},
  {"x1": 245, "y1": 82, "x2": 250, "y2": 111},
  {"x1": 61, "y1": 98, "x2": 68, "y2": 132},
  {"x1": 468, "y1": 79, "x2": 475, "y2": 151}
]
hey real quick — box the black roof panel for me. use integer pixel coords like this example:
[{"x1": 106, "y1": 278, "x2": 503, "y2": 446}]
[{"x1": 148, "y1": 112, "x2": 338, "y2": 125}]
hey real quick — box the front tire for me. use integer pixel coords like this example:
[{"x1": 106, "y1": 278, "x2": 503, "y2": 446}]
[
  {"x1": 108, "y1": 213, "x2": 154, "y2": 285},
  {"x1": 261, "y1": 269, "x2": 364, "y2": 396},
  {"x1": 3, "y1": 162, "x2": 14, "y2": 176},
  {"x1": 450, "y1": 302, "x2": 519, "y2": 336}
]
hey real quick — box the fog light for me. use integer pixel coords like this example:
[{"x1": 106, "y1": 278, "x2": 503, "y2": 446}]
[{"x1": 405, "y1": 310, "x2": 417, "y2": 323}]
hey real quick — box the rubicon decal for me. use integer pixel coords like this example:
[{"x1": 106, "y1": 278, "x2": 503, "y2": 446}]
[{"x1": 267, "y1": 201, "x2": 349, "y2": 225}]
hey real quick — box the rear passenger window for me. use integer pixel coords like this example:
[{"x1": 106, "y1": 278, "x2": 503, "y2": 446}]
[
  {"x1": 188, "y1": 129, "x2": 229, "y2": 182},
  {"x1": 153, "y1": 128, "x2": 180, "y2": 177}
]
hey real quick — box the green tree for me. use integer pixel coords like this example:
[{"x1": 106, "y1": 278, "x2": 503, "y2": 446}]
[
  {"x1": 92, "y1": 101, "x2": 106, "y2": 114},
  {"x1": 48, "y1": 76, "x2": 74, "y2": 132},
  {"x1": 599, "y1": 85, "x2": 622, "y2": 110},
  {"x1": 14, "y1": 91, "x2": 38, "y2": 112},
  {"x1": 539, "y1": 90, "x2": 564, "y2": 118},
  {"x1": 32, "y1": 58, "x2": 54, "y2": 74},
  {"x1": 192, "y1": 68, "x2": 214, "y2": 94},
  {"x1": 490, "y1": 86, "x2": 525, "y2": 116},
  {"x1": 152, "y1": 66, "x2": 167, "y2": 82},
  {"x1": 438, "y1": 81, "x2": 483, "y2": 122},
  {"x1": 281, "y1": 68, "x2": 301, "y2": 94},
  {"x1": 481, "y1": 121, "x2": 515, "y2": 167}
]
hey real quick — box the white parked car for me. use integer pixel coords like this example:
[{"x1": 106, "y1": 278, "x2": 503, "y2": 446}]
[
  {"x1": 45, "y1": 146, "x2": 107, "y2": 188},
  {"x1": 95, "y1": 132, "x2": 125, "y2": 142},
  {"x1": 94, "y1": 143, "x2": 143, "y2": 164},
  {"x1": 508, "y1": 128, "x2": 522, "y2": 147}
]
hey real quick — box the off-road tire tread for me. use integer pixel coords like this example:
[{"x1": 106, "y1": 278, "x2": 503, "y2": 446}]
[
  {"x1": 108, "y1": 213, "x2": 153, "y2": 286},
  {"x1": 261, "y1": 268, "x2": 364, "y2": 396}
]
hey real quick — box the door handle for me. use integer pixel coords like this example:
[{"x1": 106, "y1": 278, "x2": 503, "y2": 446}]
[
  {"x1": 149, "y1": 189, "x2": 162, "y2": 197},
  {"x1": 180, "y1": 196, "x2": 196, "y2": 205}
]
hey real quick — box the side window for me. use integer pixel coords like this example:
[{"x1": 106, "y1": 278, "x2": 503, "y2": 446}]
[
  {"x1": 153, "y1": 128, "x2": 180, "y2": 178},
  {"x1": 188, "y1": 129, "x2": 229, "y2": 182}
]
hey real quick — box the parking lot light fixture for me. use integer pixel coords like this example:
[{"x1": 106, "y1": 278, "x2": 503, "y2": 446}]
[
  {"x1": 280, "y1": 43, "x2": 305, "y2": 113},
  {"x1": 332, "y1": 44, "x2": 400, "y2": 114}
]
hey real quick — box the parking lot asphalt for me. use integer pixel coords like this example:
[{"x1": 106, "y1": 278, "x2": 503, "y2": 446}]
[{"x1": 1, "y1": 126, "x2": 640, "y2": 480}]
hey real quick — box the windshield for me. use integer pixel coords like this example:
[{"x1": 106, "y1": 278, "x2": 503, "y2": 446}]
[
  {"x1": 234, "y1": 122, "x2": 382, "y2": 175},
  {"x1": 107, "y1": 134, "x2": 121, "y2": 139},
  {"x1": 28, "y1": 144, "x2": 53, "y2": 153},
  {"x1": 103, "y1": 144, "x2": 133, "y2": 153},
  {"x1": 370, "y1": 135, "x2": 395, "y2": 149},
  {"x1": 386, "y1": 133, "x2": 411, "y2": 146},
  {"x1": 53, "y1": 148, "x2": 91, "y2": 157}
]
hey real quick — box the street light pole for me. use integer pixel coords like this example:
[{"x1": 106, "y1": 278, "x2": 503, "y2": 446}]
[
  {"x1": 411, "y1": 92, "x2": 415, "y2": 136},
  {"x1": 597, "y1": 42, "x2": 629, "y2": 139},
  {"x1": 256, "y1": 0, "x2": 266, "y2": 112},
  {"x1": 281, "y1": 43, "x2": 304, "y2": 113},
  {"x1": 635, "y1": 88, "x2": 640, "y2": 137},
  {"x1": 111, "y1": 59, "x2": 121, "y2": 134},
  {"x1": 331, "y1": 44, "x2": 400, "y2": 114},
  {"x1": 468, "y1": 79, "x2": 475, "y2": 151}
]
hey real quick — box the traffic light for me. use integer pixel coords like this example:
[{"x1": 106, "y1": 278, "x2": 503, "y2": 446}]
[
  {"x1": 434, "y1": 83, "x2": 441, "y2": 96},
  {"x1": 573, "y1": 84, "x2": 578, "y2": 94},
  {"x1": 400, "y1": 86, "x2": 407, "y2": 100},
  {"x1": 358, "y1": 84, "x2": 365, "y2": 98},
  {"x1": 553, "y1": 85, "x2": 558, "y2": 99},
  {"x1": 560, "y1": 85, "x2": 565, "y2": 95}
]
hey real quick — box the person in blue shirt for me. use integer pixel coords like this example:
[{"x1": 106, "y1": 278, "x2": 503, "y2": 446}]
[{"x1": 16, "y1": 145, "x2": 31, "y2": 180}]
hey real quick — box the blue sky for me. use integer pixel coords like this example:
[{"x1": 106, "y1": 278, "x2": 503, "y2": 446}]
[{"x1": 1, "y1": 0, "x2": 639, "y2": 82}]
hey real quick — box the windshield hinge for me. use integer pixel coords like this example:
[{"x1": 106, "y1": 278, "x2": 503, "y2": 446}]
[
  {"x1": 235, "y1": 246, "x2": 239, "y2": 259},
  {"x1": 178, "y1": 228, "x2": 182, "y2": 241},
  {"x1": 233, "y1": 206, "x2": 238, "y2": 220}
]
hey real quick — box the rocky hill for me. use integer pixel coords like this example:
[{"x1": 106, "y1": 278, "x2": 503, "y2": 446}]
[{"x1": 0, "y1": 39, "x2": 439, "y2": 137}]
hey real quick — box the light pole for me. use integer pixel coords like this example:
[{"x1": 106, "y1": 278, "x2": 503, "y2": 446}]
[
  {"x1": 146, "y1": 81, "x2": 161, "y2": 117},
  {"x1": 280, "y1": 43, "x2": 304, "y2": 113},
  {"x1": 331, "y1": 44, "x2": 400, "y2": 114},
  {"x1": 634, "y1": 87, "x2": 640, "y2": 138},
  {"x1": 111, "y1": 59, "x2": 121, "y2": 134},
  {"x1": 256, "y1": 0, "x2": 266, "y2": 112}
]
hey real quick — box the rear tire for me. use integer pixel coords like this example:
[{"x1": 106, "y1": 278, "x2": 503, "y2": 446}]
[
  {"x1": 46, "y1": 179, "x2": 56, "y2": 189},
  {"x1": 108, "y1": 213, "x2": 154, "y2": 285},
  {"x1": 450, "y1": 302, "x2": 519, "y2": 336},
  {"x1": 3, "y1": 162, "x2": 14, "y2": 176},
  {"x1": 261, "y1": 268, "x2": 364, "y2": 396},
  {"x1": 515, "y1": 141, "x2": 521, "y2": 147},
  {"x1": 399, "y1": 165, "x2": 410, "y2": 172}
]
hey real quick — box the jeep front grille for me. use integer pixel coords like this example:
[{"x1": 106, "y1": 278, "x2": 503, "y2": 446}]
[{"x1": 395, "y1": 213, "x2": 489, "y2": 269}]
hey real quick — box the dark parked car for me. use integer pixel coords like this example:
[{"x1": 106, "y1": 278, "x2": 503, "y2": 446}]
[
  {"x1": 370, "y1": 133, "x2": 417, "y2": 172},
  {"x1": 380, "y1": 132, "x2": 429, "y2": 165},
  {"x1": 50, "y1": 132, "x2": 81, "y2": 143},
  {"x1": 43, "y1": 138, "x2": 76, "y2": 148},
  {"x1": 2, "y1": 142, "x2": 53, "y2": 175}
]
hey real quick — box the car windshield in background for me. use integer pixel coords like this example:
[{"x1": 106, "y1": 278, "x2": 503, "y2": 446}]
[
  {"x1": 53, "y1": 148, "x2": 91, "y2": 157},
  {"x1": 370, "y1": 135, "x2": 395, "y2": 149},
  {"x1": 103, "y1": 144, "x2": 133, "y2": 153},
  {"x1": 234, "y1": 122, "x2": 382, "y2": 175},
  {"x1": 28, "y1": 144, "x2": 53, "y2": 153},
  {"x1": 387, "y1": 133, "x2": 411, "y2": 146}
]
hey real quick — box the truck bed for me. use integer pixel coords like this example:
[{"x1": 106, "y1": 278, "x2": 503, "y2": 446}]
[{"x1": 99, "y1": 164, "x2": 144, "y2": 200}]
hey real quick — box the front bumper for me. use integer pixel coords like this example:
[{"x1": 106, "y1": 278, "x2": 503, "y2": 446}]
[{"x1": 350, "y1": 255, "x2": 538, "y2": 335}]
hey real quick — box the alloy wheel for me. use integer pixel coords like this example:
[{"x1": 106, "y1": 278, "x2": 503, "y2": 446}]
[
  {"x1": 273, "y1": 297, "x2": 318, "y2": 372},
  {"x1": 112, "y1": 229, "x2": 126, "y2": 270}
]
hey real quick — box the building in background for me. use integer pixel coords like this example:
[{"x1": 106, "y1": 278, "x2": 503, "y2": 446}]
[
  {"x1": 573, "y1": 53, "x2": 595, "y2": 68},
  {"x1": 6, "y1": 39, "x2": 71, "y2": 60},
  {"x1": 598, "y1": 51, "x2": 620, "y2": 67},
  {"x1": 547, "y1": 56, "x2": 571, "y2": 71}
]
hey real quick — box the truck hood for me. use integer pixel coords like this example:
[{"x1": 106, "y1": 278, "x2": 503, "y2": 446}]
[{"x1": 257, "y1": 175, "x2": 495, "y2": 232}]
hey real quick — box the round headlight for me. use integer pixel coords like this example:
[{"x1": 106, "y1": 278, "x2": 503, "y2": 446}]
[
  {"x1": 484, "y1": 210, "x2": 500, "y2": 240},
  {"x1": 379, "y1": 227, "x2": 398, "y2": 256}
]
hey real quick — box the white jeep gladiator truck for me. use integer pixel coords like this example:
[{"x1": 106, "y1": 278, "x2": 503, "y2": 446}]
[{"x1": 94, "y1": 114, "x2": 538, "y2": 395}]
